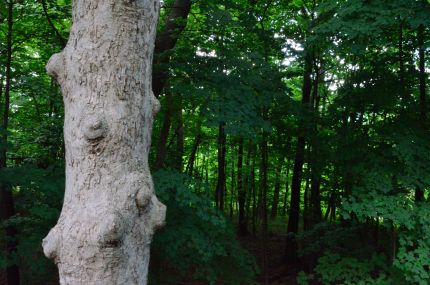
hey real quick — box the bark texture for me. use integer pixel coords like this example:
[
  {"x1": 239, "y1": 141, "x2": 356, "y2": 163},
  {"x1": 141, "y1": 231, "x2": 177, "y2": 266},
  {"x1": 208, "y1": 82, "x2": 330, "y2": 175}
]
[{"x1": 42, "y1": 1, "x2": 166, "y2": 284}]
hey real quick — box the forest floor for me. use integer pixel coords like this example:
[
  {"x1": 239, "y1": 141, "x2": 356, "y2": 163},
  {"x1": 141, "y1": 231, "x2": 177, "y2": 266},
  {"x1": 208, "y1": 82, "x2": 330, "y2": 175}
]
[{"x1": 240, "y1": 233, "x2": 299, "y2": 285}]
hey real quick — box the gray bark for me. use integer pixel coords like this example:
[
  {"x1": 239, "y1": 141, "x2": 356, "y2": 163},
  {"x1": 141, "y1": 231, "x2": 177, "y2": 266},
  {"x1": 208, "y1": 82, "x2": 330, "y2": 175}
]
[{"x1": 42, "y1": 1, "x2": 166, "y2": 284}]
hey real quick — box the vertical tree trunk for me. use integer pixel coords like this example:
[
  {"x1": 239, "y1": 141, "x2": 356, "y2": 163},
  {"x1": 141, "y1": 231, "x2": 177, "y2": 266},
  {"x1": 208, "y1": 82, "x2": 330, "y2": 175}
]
[
  {"x1": 416, "y1": 24, "x2": 426, "y2": 202},
  {"x1": 310, "y1": 63, "x2": 322, "y2": 226},
  {"x1": 251, "y1": 145, "x2": 257, "y2": 236},
  {"x1": 0, "y1": 1, "x2": 20, "y2": 283},
  {"x1": 310, "y1": 177, "x2": 322, "y2": 225},
  {"x1": 270, "y1": 159, "x2": 283, "y2": 220},
  {"x1": 216, "y1": 123, "x2": 226, "y2": 210},
  {"x1": 244, "y1": 140, "x2": 252, "y2": 231},
  {"x1": 237, "y1": 137, "x2": 248, "y2": 235},
  {"x1": 185, "y1": 132, "x2": 202, "y2": 176},
  {"x1": 42, "y1": 1, "x2": 166, "y2": 284},
  {"x1": 259, "y1": 129, "x2": 269, "y2": 284},
  {"x1": 155, "y1": 89, "x2": 173, "y2": 170},
  {"x1": 418, "y1": 24, "x2": 426, "y2": 120},
  {"x1": 259, "y1": 131, "x2": 269, "y2": 235},
  {"x1": 285, "y1": 51, "x2": 313, "y2": 263},
  {"x1": 282, "y1": 159, "x2": 290, "y2": 216},
  {"x1": 398, "y1": 21, "x2": 405, "y2": 87},
  {"x1": 173, "y1": 94, "x2": 184, "y2": 171},
  {"x1": 303, "y1": 166, "x2": 310, "y2": 231},
  {"x1": 230, "y1": 155, "x2": 235, "y2": 218},
  {"x1": 152, "y1": 0, "x2": 192, "y2": 97}
]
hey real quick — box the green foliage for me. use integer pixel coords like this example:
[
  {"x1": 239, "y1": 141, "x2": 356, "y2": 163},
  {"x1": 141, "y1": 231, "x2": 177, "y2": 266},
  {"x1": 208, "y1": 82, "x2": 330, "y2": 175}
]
[
  {"x1": 314, "y1": 252, "x2": 400, "y2": 285},
  {"x1": 0, "y1": 164, "x2": 64, "y2": 284},
  {"x1": 2, "y1": 0, "x2": 430, "y2": 284},
  {"x1": 394, "y1": 204, "x2": 430, "y2": 285},
  {"x1": 149, "y1": 170, "x2": 258, "y2": 285}
]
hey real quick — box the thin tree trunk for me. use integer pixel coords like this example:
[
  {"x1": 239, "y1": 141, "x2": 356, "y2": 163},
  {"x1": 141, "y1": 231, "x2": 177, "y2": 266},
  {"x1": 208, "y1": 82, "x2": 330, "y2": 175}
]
[
  {"x1": 185, "y1": 132, "x2": 202, "y2": 176},
  {"x1": 260, "y1": 132, "x2": 268, "y2": 233},
  {"x1": 155, "y1": 89, "x2": 173, "y2": 170},
  {"x1": 230, "y1": 155, "x2": 235, "y2": 218},
  {"x1": 237, "y1": 137, "x2": 248, "y2": 235},
  {"x1": 270, "y1": 159, "x2": 283, "y2": 220},
  {"x1": 285, "y1": 51, "x2": 313, "y2": 263},
  {"x1": 260, "y1": 129, "x2": 269, "y2": 284},
  {"x1": 205, "y1": 155, "x2": 209, "y2": 184},
  {"x1": 303, "y1": 166, "x2": 310, "y2": 231},
  {"x1": 251, "y1": 145, "x2": 257, "y2": 236},
  {"x1": 0, "y1": 1, "x2": 20, "y2": 283},
  {"x1": 216, "y1": 123, "x2": 226, "y2": 210},
  {"x1": 416, "y1": 24, "x2": 426, "y2": 202},
  {"x1": 310, "y1": 177, "x2": 322, "y2": 225},
  {"x1": 42, "y1": 1, "x2": 166, "y2": 284},
  {"x1": 310, "y1": 64, "x2": 322, "y2": 226},
  {"x1": 282, "y1": 160, "x2": 291, "y2": 216},
  {"x1": 174, "y1": 94, "x2": 184, "y2": 171},
  {"x1": 399, "y1": 21, "x2": 405, "y2": 87},
  {"x1": 244, "y1": 141, "x2": 252, "y2": 231}
]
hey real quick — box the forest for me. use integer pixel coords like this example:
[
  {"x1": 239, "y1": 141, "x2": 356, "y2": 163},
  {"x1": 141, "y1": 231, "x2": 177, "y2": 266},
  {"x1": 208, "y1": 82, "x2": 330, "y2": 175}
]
[{"x1": 1, "y1": 0, "x2": 430, "y2": 284}]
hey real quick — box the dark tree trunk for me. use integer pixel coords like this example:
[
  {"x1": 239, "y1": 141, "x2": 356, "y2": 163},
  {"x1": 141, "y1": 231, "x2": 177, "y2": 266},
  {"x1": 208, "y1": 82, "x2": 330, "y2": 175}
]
[
  {"x1": 285, "y1": 51, "x2": 313, "y2": 263},
  {"x1": 303, "y1": 166, "x2": 310, "y2": 231},
  {"x1": 259, "y1": 120, "x2": 269, "y2": 285},
  {"x1": 259, "y1": 132, "x2": 269, "y2": 236},
  {"x1": 270, "y1": 160, "x2": 283, "y2": 220},
  {"x1": 155, "y1": 90, "x2": 173, "y2": 170},
  {"x1": 309, "y1": 63, "x2": 322, "y2": 226},
  {"x1": 244, "y1": 141, "x2": 252, "y2": 232},
  {"x1": 251, "y1": 145, "x2": 257, "y2": 236},
  {"x1": 418, "y1": 24, "x2": 427, "y2": 120},
  {"x1": 237, "y1": 138, "x2": 248, "y2": 235},
  {"x1": 310, "y1": 177, "x2": 322, "y2": 225},
  {"x1": 153, "y1": 0, "x2": 192, "y2": 97},
  {"x1": 186, "y1": 132, "x2": 202, "y2": 176},
  {"x1": 216, "y1": 123, "x2": 226, "y2": 210},
  {"x1": 399, "y1": 21, "x2": 405, "y2": 87},
  {"x1": 230, "y1": 156, "x2": 235, "y2": 218},
  {"x1": 282, "y1": 160, "x2": 291, "y2": 216},
  {"x1": 173, "y1": 94, "x2": 184, "y2": 171},
  {"x1": 0, "y1": 1, "x2": 20, "y2": 283},
  {"x1": 416, "y1": 24, "x2": 426, "y2": 202}
]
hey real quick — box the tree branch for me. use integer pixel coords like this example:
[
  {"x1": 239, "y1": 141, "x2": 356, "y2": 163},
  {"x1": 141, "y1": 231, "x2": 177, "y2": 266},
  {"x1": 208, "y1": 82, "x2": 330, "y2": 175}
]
[{"x1": 40, "y1": 0, "x2": 66, "y2": 48}]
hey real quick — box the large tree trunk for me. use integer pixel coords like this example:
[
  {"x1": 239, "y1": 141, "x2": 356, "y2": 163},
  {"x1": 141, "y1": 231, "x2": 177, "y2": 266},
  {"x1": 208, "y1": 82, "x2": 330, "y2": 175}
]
[
  {"x1": 0, "y1": 1, "x2": 20, "y2": 284},
  {"x1": 42, "y1": 1, "x2": 166, "y2": 284}
]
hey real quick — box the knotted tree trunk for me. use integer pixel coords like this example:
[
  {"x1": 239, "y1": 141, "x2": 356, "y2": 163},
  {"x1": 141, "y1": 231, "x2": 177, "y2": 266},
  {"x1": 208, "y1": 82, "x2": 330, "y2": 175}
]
[{"x1": 42, "y1": 0, "x2": 166, "y2": 284}]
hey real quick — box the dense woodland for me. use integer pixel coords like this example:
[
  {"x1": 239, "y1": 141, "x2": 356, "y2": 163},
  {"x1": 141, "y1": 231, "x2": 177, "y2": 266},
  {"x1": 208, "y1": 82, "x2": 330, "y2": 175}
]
[{"x1": 1, "y1": 0, "x2": 430, "y2": 284}]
